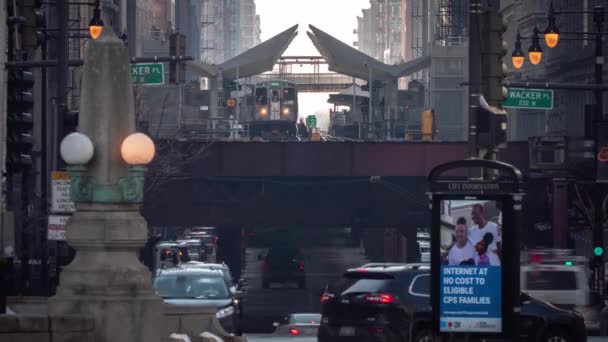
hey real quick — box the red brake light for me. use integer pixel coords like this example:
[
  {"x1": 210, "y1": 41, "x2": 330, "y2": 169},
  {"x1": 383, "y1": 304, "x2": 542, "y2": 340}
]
[
  {"x1": 289, "y1": 328, "x2": 300, "y2": 336},
  {"x1": 356, "y1": 269, "x2": 369, "y2": 273},
  {"x1": 530, "y1": 254, "x2": 542, "y2": 263},
  {"x1": 320, "y1": 292, "x2": 334, "y2": 303},
  {"x1": 365, "y1": 293, "x2": 396, "y2": 304},
  {"x1": 299, "y1": 260, "x2": 305, "y2": 271}
]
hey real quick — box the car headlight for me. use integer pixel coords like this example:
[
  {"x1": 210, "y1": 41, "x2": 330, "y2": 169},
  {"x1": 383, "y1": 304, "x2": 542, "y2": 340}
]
[
  {"x1": 216, "y1": 306, "x2": 235, "y2": 319},
  {"x1": 282, "y1": 108, "x2": 290, "y2": 115},
  {"x1": 260, "y1": 108, "x2": 268, "y2": 115}
]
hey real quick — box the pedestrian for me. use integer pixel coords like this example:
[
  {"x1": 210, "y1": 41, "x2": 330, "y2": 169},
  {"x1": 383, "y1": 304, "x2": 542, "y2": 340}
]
[{"x1": 297, "y1": 118, "x2": 309, "y2": 139}]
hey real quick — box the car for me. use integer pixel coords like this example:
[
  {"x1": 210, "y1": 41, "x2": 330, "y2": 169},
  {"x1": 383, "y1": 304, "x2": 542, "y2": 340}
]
[
  {"x1": 154, "y1": 241, "x2": 191, "y2": 271},
  {"x1": 184, "y1": 232, "x2": 218, "y2": 261},
  {"x1": 521, "y1": 262, "x2": 600, "y2": 331},
  {"x1": 318, "y1": 263, "x2": 587, "y2": 342},
  {"x1": 153, "y1": 268, "x2": 242, "y2": 335},
  {"x1": 180, "y1": 261, "x2": 246, "y2": 316},
  {"x1": 273, "y1": 313, "x2": 322, "y2": 337},
  {"x1": 177, "y1": 239, "x2": 207, "y2": 262},
  {"x1": 180, "y1": 261, "x2": 237, "y2": 291},
  {"x1": 261, "y1": 247, "x2": 306, "y2": 289}
]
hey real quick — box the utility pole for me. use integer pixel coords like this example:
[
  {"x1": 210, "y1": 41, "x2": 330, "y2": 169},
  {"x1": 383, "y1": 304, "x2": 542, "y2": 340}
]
[
  {"x1": 55, "y1": 0, "x2": 68, "y2": 169},
  {"x1": 468, "y1": 0, "x2": 482, "y2": 160},
  {"x1": 592, "y1": 5, "x2": 606, "y2": 299},
  {"x1": 126, "y1": 0, "x2": 137, "y2": 58},
  {"x1": 0, "y1": 0, "x2": 7, "y2": 257}
]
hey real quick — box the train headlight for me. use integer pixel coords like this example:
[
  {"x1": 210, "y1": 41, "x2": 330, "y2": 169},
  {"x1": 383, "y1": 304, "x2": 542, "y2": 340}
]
[
  {"x1": 282, "y1": 108, "x2": 290, "y2": 115},
  {"x1": 260, "y1": 108, "x2": 268, "y2": 116}
]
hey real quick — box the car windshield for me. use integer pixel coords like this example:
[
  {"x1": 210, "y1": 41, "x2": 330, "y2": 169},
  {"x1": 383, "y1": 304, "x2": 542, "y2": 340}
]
[
  {"x1": 292, "y1": 314, "x2": 321, "y2": 325},
  {"x1": 153, "y1": 273, "x2": 230, "y2": 299},
  {"x1": 524, "y1": 270, "x2": 578, "y2": 291}
]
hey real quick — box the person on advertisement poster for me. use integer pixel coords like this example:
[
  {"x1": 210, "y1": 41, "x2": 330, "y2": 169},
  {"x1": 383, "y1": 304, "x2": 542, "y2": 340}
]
[
  {"x1": 469, "y1": 204, "x2": 501, "y2": 265},
  {"x1": 440, "y1": 200, "x2": 502, "y2": 334},
  {"x1": 447, "y1": 217, "x2": 476, "y2": 265},
  {"x1": 474, "y1": 232, "x2": 500, "y2": 266}
]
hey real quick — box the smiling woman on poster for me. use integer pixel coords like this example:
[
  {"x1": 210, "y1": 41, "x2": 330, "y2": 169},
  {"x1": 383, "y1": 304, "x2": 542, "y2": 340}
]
[{"x1": 448, "y1": 217, "x2": 476, "y2": 265}]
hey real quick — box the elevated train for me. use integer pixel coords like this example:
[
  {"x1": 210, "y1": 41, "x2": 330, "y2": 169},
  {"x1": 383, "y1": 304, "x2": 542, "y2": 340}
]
[{"x1": 252, "y1": 80, "x2": 298, "y2": 140}]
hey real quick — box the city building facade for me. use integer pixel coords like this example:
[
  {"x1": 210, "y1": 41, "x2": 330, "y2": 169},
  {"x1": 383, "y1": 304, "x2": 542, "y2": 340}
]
[
  {"x1": 201, "y1": 0, "x2": 261, "y2": 64},
  {"x1": 356, "y1": 0, "x2": 469, "y2": 141}
]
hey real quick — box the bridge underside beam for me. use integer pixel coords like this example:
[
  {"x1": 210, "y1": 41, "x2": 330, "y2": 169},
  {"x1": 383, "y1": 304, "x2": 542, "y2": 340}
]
[
  {"x1": 296, "y1": 84, "x2": 359, "y2": 92},
  {"x1": 144, "y1": 176, "x2": 429, "y2": 227},
  {"x1": 144, "y1": 142, "x2": 529, "y2": 227},
  {"x1": 175, "y1": 141, "x2": 529, "y2": 177}
]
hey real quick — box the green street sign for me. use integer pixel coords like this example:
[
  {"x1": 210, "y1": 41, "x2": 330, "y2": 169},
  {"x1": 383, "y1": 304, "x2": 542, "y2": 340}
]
[
  {"x1": 503, "y1": 88, "x2": 553, "y2": 110},
  {"x1": 131, "y1": 63, "x2": 164, "y2": 85},
  {"x1": 306, "y1": 115, "x2": 317, "y2": 128}
]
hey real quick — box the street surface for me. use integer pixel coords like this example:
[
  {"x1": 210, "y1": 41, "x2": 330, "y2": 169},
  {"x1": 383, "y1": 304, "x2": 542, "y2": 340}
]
[
  {"x1": 241, "y1": 230, "x2": 368, "y2": 333},
  {"x1": 245, "y1": 335, "x2": 608, "y2": 341},
  {"x1": 246, "y1": 335, "x2": 316, "y2": 342}
]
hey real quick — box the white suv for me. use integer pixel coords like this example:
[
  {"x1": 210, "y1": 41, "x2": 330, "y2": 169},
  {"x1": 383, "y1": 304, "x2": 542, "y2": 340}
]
[{"x1": 521, "y1": 263, "x2": 600, "y2": 331}]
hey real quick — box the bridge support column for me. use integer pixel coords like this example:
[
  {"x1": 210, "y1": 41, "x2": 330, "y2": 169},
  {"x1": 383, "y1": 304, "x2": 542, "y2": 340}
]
[
  {"x1": 217, "y1": 226, "x2": 245, "y2": 280},
  {"x1": 397, "y1": 226, "x2": 421, "y2": 263},
  {"x1": 384, "y1": 228, "x2": 407, "y2": 262},
  {"x1": 384, "y1": 80, "x2": 399, "y2": 140},
  {"x1": 209, "y1": 76, "x2": 219, "y2": 128}
]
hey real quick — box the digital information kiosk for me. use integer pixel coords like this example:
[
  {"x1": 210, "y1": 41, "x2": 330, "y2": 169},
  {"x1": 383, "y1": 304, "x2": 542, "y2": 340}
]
[{"x1": 428, "y1": 159, "x2": 524, "y2": 340}]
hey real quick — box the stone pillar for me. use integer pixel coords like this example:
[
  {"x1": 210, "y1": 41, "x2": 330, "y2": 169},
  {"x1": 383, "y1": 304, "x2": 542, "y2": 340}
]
[{"x1": 48, "y1": 28, "x2": 163, "y2": 342}]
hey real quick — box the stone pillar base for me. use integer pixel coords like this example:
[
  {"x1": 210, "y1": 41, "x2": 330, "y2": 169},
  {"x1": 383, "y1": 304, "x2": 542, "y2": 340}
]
[{"x1": 48, "y1": 205, "x2": 164, "y2": 342}]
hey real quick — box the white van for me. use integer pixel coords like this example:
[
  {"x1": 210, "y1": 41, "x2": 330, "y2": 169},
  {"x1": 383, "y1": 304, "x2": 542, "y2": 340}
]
[{"x1": 521, "y1": 263, "x2": 600, "y2": 331}]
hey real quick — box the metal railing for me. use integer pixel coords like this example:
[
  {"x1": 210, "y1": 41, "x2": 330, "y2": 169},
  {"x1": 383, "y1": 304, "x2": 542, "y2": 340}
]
[
  {"x1": 176, "y1": 118, "x2": 249, "y2": 141},
  {"x1": 255, "y1": 73, "x2": 364, "y2": 92}
]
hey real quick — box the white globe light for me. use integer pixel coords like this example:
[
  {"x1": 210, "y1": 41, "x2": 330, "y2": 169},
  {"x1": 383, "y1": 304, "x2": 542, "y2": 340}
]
[
  {"x1": 121, "y1": 133, "x2": 155, "y2": 165},
  {"x1": 60, "y1": 132, "x2": 95, "y2": 165}
]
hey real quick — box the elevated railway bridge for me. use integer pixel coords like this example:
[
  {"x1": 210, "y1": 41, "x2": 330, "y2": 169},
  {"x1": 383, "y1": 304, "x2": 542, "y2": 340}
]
[{"x1": 143, "y1": 140, "x2": 530, "y2": 268}]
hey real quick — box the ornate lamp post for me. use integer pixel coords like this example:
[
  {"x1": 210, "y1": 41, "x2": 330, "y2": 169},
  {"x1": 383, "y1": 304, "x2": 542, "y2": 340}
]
[
  {"x1": 48, "y1": 24, "x2": 163, "y2": 342},
  {"x1": 88, "y1": 0, "x2": 104, "y2": 40},
  {"x1": 510, "y1": 3, "x2": 608, "y2": 298}
]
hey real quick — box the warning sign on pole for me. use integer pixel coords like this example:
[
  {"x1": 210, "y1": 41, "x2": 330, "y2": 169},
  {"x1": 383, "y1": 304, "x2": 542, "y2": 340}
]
[
  {"x1": 47, "y1": 215, "x2": 70, "y2": 241},
  {"x1": 51, "y1": 171, "x2": 76, "y2": 213}
]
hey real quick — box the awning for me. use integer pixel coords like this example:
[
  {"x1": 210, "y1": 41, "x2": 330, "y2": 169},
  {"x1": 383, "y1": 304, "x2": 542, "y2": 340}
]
[{"x1": 307, "y1": 25, "x2": 430, "y2": 81}]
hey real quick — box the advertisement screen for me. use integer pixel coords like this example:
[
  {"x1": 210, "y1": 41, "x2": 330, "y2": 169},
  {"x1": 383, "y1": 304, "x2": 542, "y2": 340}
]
[{"x1": 439, "y1": 200, "x2": 502, "y2": 333}]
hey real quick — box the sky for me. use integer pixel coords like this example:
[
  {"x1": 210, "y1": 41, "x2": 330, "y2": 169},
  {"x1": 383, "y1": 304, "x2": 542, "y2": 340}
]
[{"x1": 255, "y1": 0, "x2": 369, "y2": 130}]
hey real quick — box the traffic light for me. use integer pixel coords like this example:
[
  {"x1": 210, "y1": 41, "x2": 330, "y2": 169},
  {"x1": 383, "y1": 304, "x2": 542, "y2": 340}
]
[
  {"x1": 477, "y1": 96, "x2": 508, "y2": 149},
  {"x1": 591, "y1": 224, "x2": 604, "y2": 269},
  {"x1": 169, "y1": 33, "x2": 186, "y2": 84},
  {"x1": 20, "y1": 0, "x2": 46, "y2": 51},
  {"x1": 481, "y1": 10, "x2": 508, "y2": 108},
  {"x1": 64, "y1": 109, "x2": 79, "y2": 134},
  {"x1": 7, "y1": 70, "x2": 34, "y2": 170}
]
